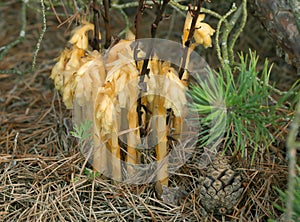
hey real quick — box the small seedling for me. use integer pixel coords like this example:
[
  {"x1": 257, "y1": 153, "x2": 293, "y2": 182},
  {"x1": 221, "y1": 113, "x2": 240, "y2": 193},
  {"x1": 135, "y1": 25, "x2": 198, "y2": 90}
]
[
  {"x1": 83, "y1": 167, "x2": 100, "y2": 179},
  {"x1": 70, "y1": 120, "x2": 92, "y2": 140},
  {"x1": 189, "y1": 51, "x2": 297, "y2": 161}
]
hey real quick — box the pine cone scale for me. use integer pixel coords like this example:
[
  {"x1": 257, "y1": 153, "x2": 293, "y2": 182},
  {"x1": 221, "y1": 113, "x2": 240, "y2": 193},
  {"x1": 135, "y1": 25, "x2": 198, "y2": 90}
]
[{"x1": 198, "y1": 155, "x2": 244, "y2": 215}]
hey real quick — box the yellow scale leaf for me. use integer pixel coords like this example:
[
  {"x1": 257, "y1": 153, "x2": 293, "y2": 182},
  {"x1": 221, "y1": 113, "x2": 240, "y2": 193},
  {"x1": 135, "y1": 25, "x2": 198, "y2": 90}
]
[{"x1": 183, "y1": 12, "x2": 215, "y2": 48}]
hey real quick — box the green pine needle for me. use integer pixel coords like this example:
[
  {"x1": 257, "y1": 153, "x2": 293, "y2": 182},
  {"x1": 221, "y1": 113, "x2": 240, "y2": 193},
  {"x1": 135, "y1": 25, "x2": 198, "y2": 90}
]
[{"x1": 188, "y1": 50, "x2": 297, "y2": 160}]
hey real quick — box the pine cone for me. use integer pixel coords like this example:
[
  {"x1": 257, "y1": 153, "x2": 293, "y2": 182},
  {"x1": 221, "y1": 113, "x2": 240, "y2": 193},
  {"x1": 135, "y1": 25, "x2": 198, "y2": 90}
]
[{"x1": 198, "y1": 155, "x2": 244, "y2": 215}]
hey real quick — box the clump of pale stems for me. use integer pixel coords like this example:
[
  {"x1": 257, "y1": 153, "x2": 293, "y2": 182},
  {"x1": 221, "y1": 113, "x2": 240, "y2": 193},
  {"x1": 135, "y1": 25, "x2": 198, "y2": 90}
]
[{"x1": 50, "y1": 12, "x2": 214, "y2": 194}]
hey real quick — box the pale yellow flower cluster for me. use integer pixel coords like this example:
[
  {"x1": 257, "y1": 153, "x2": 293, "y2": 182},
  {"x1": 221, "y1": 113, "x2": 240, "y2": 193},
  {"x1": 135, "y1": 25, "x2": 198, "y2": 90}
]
[
  {"x1": 50, "y1": 22, "x2": 188, "y2": 181},
  {"x1": 50, "y1": 10, "x2": 214, "y2": 183},
  {"x1": 50, "y1": 23, "x2": 105, "y2": 109},
  {"x1": 183, "y1": 12, "x2": 215, "y2": 48}
]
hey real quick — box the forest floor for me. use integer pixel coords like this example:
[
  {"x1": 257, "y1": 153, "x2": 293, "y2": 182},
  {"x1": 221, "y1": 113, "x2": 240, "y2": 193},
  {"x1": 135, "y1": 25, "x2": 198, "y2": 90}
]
[{"x1": 0, "y1": 1, "x2": 298, "y2": 221}]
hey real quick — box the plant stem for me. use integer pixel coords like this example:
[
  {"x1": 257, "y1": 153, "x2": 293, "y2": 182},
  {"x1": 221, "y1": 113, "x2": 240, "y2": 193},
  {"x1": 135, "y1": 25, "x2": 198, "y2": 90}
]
[
  {"x1": 134, "y1": 0, "x2": 170, "y2": 136},
  {"x1": 169, "y1": 0, "x2": 186, "y2": 11},
  {"x1": 0, "y1": 0, "x2": 27, "y2": 61},
  {"x1": 151, "y1": 0, "x2": 170, "y2": 38},
  {"x1": 221, "y1": 3, "x2": 242, "y2": 66},
  {"x1": 91, "y1": 0, "x2": 101, "y2": 51},
  {"x1": 228, "y1": 0, "x2": 247, "y2": 64},
  {"x1": 169, "y1": 0, "x2": 223, "y2": 18},
  {"x1": 134, "y1": 0, "x2": 146, "y2": 138},
  {"x1": 103, "y1": 0, "x2": 111, "y2": 48},
  {"x1": 154, "y1": 95, "x2": 168, "y2": 195},
  {"x1": 117, "y1": 8, "x2": 130, "y2": 38},
  {"x1": 112, "y1": 0, "x2": 151, "y2": 9},
  {"x1": 215, "y1": 3, "x2": 237, "y2": 68},
  {"x1": 285, "y1": 100, "x2": 300, "y2": 221},
  {"x1": 32, "y1": 0, "x2": 47, "y2": 71},
  {"x1": 48, "y1": 0, "x2": 62, "y2": 23},
  {"x1": 134, "y1": 0, "x2": 144, "y2": 40},
  {"x1": 178, "y1": 0, "x2": 202, "y2": 79}
]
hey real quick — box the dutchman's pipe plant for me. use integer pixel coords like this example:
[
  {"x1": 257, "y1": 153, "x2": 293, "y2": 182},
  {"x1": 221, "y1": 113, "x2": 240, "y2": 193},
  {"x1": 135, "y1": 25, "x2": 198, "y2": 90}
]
[{"x1": 50, "y1": 0, "x2": 216, "y2": 196}]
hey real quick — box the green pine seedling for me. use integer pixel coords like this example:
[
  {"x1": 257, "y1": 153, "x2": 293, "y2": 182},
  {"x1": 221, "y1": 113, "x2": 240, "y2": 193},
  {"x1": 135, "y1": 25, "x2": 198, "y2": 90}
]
[{"x1": 188, "y1": 50, "x2": 297, "y2": 162}]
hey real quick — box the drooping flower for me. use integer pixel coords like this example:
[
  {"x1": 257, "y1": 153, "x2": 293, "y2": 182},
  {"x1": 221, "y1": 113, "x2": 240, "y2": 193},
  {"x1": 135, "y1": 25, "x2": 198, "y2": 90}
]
[
  {"x1": 69, "y1": 22, "x2": 100, "y2": 50},
  {"x1": 183, "y1": 12, "x2": 215, "y2": 48},
  {"x1": 51, "y1": 21, "x2": 104, "y2": 109},
  {"x1": 74, "y1": 51, "x2": 106, "y2": 107}
]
